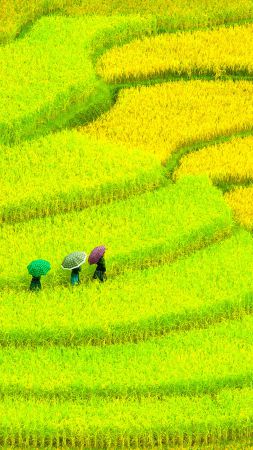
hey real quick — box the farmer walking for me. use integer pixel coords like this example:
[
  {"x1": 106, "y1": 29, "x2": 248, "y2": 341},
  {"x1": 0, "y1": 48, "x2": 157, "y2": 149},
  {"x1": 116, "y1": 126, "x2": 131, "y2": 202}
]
[
  {"x1": 61, "y1": 251, "x2": 87, "y2": 285},
  {"x1": 27, "y1": 259, "x2": 51, "y2": 291},
  {"x1": 89, "y1": 245, "x2": 107, "y2": 282}
]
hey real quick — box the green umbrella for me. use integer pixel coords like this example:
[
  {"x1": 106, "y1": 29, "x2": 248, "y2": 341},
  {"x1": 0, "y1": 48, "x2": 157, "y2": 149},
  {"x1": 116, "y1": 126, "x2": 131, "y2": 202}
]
[
  {"x1": 61, "y1": 251, "x2": 87, "y2": 270},
  {"x1": 27, "y1": 259, "x2": 51, "y2": 277}
]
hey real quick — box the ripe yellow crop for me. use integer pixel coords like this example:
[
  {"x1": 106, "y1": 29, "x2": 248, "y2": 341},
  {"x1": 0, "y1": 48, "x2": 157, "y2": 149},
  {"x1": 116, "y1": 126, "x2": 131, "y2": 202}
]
[
  {"x1": 82, "y1": 80, "x2": 253, "y2": 162},
  {"x1": 97, "y1": 24, "x2": 253, "y2": 82},
  {"x1": 225, "y1": 187, "x2": 253, "y2": 230},
  {"x1": 174, "y1": 136, "x2": 253, "y2": 183}
]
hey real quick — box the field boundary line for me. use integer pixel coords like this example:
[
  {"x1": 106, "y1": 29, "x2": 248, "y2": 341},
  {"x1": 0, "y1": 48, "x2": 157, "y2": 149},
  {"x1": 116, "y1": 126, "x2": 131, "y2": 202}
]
[{"x1": 1, "y1": 373, "x2": 253, "y2": 400}]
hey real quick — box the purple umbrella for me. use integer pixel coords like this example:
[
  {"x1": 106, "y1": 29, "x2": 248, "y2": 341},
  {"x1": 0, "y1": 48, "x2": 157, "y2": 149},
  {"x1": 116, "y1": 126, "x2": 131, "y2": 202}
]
[{"x1": 88, "y1": 245, "x2": 106, "y2": 265}]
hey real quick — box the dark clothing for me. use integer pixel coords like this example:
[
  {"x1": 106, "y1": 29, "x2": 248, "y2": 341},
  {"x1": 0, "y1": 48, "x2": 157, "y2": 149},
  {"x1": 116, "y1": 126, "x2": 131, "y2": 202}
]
[
  {"x1": 71, "y1": 266, "x2": 81, "y2": 285},
  {"x1": 93, "y1": 257, "x2": 106, "y2": 282},
  {"x1": 30, "y1": 276, "x2": 41, "y2": 291}
]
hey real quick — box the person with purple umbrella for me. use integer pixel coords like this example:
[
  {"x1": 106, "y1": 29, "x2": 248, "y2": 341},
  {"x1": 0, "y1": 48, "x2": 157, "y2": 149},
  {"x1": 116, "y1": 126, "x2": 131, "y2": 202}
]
[{"x1": 88, "y1": 245, "x2": 107, "y2": 282}]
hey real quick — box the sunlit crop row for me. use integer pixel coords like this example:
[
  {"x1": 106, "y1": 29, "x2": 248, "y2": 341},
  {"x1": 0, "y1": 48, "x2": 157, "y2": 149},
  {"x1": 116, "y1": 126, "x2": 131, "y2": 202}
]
[
  {"x1": 97, "y1": 23, "x2": 253, "y2": 82},
  {"x1": 0, "y1": 176, "x2": 232, "y2": 290},
  {"x1": 0, "y1": 130, "x2": 164, "y2": 223},
  {"x1": 225, "y1": 186, "x2": 253, "y2": 230},
  {"x1": 0, "y1": 14, "x2": 153, "y2": 145},
  {"x1": 174, "y1": 135, "x2": 253, "y2": 183},
  {"x1": 1, "y1": 0, "x2": 253, "y2": 44},
  {"x1": 1, "y1": 388, "x2": 253, "y2": 447},
  {"x1": 0, "y1": 230, "x2": 251, "y2": 346},
  {"x1": 1, "y1": 315, "x2": 253, "y2": 397},
  {"x1": 83, "y1": 80, "x2": 253, "y2": 162}
]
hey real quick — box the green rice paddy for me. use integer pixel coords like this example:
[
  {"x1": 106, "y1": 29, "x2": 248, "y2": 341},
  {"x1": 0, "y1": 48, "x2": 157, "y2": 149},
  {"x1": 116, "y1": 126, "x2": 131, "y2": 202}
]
[{"x1": 1, "y1": 1, "x2": 253, "y2": 447}]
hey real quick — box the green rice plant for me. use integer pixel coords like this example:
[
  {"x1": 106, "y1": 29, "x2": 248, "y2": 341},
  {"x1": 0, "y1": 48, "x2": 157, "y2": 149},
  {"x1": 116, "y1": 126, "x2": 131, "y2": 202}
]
[
  {"x1": 0, "y1": 14, "x2": 154, "y2": 146},
  {"x1": 1, "y1": 0, "x2": 253, "y2": 45},
  {"x1": 0, "y1": 131, "x2": 165, "y2": 223},
  {"x1": 0, "y1": 176, "x2": 233, "y2": 290},
  {"x1": 1, "y1": 315, "x2": 253, "y2": 398},
  {"x1": 1, "y1": 229, "x2": 251, "y2": 347},
  {"x1": 0, "y1": 388, "x2": 253, "y2": 447}
]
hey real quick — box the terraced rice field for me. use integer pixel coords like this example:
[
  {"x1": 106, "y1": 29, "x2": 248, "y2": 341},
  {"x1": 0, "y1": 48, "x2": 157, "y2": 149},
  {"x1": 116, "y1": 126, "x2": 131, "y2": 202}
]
[{"x1": 2, "y1": 1, "x2": 253, "y2": 447}]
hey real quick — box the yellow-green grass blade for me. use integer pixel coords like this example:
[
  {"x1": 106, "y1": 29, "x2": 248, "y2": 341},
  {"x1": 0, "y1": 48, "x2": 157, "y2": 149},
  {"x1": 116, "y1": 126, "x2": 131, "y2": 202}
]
[
  {"x1": 0, "y1": 388, "x2": 253, "y2": 447},
  {"x1": 0, "y1": 131, "x2": 165, "y2": 223},
  {"x1": 1, "y1": 316, "x2": 253, "y2": 398},
  {"x1": 0, "y1": 230, "x2": 250, "y2": 346},
  {"x1": 0, "y1": 176, "x2": 233, "y2": 289},
  {"x1": 0, "y1": 15, "x2": 154, "y2": 145}
]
